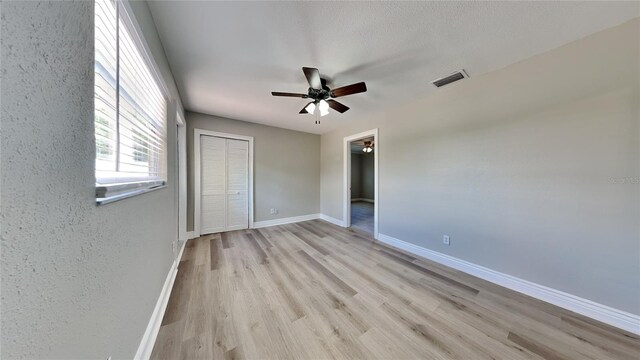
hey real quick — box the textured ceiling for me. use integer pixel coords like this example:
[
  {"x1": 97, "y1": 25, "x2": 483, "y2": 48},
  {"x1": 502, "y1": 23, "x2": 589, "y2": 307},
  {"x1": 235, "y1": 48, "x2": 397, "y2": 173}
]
[{"x1": 147, "y1": 1, "x2": 639, "y2": 134}]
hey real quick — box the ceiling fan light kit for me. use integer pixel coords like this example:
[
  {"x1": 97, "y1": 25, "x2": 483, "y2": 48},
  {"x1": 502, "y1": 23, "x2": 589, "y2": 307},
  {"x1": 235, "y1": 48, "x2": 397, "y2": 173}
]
[
  {"x1": 305, "y1": 102, "x2": 316, "y2": 114},
  {"x1": 318, "y1": 99, "x2": 330, "y2": 117},
  {"x1": 272, "y1": 67, "x2": 368, "y2": 122},
  {"x1": 363, "y1": 141, "x2": 374, "y2": 153}
]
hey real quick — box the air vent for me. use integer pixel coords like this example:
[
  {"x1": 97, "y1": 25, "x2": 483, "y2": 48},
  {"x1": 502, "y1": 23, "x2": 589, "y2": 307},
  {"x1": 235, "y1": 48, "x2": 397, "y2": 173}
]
[{"x1": 431, "y1": 70, "x2": 469, "y2": 88}]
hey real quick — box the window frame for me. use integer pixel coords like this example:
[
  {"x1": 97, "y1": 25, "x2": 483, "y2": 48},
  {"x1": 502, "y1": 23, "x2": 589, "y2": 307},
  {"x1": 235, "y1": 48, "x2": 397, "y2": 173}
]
[{"x1": 95, "y1": 0, "x2": 171, "y2": 205}]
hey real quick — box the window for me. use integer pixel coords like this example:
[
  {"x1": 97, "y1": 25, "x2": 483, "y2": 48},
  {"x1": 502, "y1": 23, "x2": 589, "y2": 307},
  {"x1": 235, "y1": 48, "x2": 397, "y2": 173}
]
[{"x1": 94, "y1": 0, "x2": 167, "y2": 203}]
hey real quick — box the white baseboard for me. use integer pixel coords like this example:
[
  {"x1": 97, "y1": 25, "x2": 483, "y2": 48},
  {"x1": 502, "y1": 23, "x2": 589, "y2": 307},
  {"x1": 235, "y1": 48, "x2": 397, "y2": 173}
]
[
  {"x1": 377, "y1": 233, "x2": 640, "y2": 335},
  {"x1": 176, "y1": 238, "x2": 188, "y2": 264},
  {"x1": 253, "y1": 213, "x2": 320, "y2": 229},
  {"x1": 351, "y1": 198, "x2": 374, "y2": 203},
  {"x1": 186, "y1": 231, "x2": 198, "y2": 240},
  {"x1": 135, "y1": 239, "x2": 188, "y2": 360},
  {"x1": 319, "y1": 214, "x2": 346, "y2": 227}
]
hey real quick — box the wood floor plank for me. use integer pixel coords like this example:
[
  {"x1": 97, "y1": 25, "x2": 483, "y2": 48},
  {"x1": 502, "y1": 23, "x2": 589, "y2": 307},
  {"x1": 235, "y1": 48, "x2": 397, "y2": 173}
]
[
  {"x1": 374, "y1": 247, "x2": 480, "y2": 295},
  {"x1": 245, "y1": 232, "x2": 269, "y2": 265},
  {"x1": 150, "y1": 320, "x2": 184, "y2": 360},
  {"x1": 253, "y1": 229, "x2": 273, "y2": 249},
  {"x1": 508, "y1": 332, "x2": 568, "y2": 360},
  {"x1": 294, "y1": 221, "x2": 327, "y2": 238},
  {"x1": 220, "y1": 232, "x2": 232, "y2": 249},
  {"x1": 210, "y1": 237, "x2": 221, "y2": 270},
  {"x1": 292, "y1": 230, "x2": 332, "y2": 256},
  {"x1": 160, "y1": 259, "x2": 194, "y2": 326},
  {"x1": 151, "y1": 220, "x2": 640, "y2": 359},
  {"x1": 262, "y1": 259, "x2": 306, "y2": 321},
  {"x1": 359, "y1": 327, "x2": 424, "y2": 360},
  {"x1": 561, "y1": 313, "x2": 640, "y2": 346},
  {"x1": 297, "y1": 250, "x2": 358, "y2": 297}
]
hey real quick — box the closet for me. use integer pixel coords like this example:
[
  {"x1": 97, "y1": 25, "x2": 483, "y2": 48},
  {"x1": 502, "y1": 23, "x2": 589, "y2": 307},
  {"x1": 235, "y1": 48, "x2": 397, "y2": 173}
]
[{"x1": 200, "y1": 135, "x2": 249, "y2": 234}]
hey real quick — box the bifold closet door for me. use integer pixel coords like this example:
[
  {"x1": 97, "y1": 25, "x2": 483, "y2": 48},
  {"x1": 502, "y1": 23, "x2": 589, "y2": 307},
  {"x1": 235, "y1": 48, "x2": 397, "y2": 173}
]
[
  {"x1": 225, "y1": 139, "x2": 249, "y2": 230},
  {"x1": 200, "y1": 135, "x2": 249, "y2": 234},
  {"x1": 201, "y1": 136, "x2": 226, "y2": 234}
]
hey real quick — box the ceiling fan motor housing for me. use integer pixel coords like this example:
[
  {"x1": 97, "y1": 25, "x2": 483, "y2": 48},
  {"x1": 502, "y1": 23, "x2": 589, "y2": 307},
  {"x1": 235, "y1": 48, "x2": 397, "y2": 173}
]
[{"x1": 308, "y1": 83, "x2": 331, "y2": 102}]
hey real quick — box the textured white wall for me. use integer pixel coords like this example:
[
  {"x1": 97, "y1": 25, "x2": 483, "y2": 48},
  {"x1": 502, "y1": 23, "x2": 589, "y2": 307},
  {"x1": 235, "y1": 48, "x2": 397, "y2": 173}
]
[
  {"x1": 1, "y1": 1, "x2": 182, "y2": 358},
  {"x1": 321, "y1": 19, "x2": 640, "y2": 314}
]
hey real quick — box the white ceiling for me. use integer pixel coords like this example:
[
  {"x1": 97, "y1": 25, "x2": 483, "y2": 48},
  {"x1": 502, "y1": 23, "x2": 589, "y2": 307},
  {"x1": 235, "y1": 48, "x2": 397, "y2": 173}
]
[{"x1": 147, "y1": 1, "x2": 639, "y2": 134}]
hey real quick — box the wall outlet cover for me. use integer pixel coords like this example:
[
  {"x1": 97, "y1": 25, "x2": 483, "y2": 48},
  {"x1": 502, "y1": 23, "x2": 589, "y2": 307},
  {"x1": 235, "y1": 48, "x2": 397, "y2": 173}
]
[{"x1": 443, "y1": 235, "x2": 450, "y2": 245}]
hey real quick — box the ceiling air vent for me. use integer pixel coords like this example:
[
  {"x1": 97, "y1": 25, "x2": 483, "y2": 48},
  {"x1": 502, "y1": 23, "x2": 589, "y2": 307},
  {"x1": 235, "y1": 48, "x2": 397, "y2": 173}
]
[{"x1": 431, "y1": 70, "x2": 469, "y2": 88}]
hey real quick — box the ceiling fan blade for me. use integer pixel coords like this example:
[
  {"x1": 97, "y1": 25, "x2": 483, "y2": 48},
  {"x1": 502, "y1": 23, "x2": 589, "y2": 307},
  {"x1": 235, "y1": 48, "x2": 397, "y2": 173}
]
[
  {"x1": 272, "y1": 91, "x2": 308, "y2": 98},
  {"x1": 330, "y1": 82, "x2": 367, "y2": 98},
  {"x1": 302, "y1": 67, "x2": 322, "y2": 90},
  {"x1": 327, "y1": 100, "x2": 349, "y2": 113},
  {"x1": 299, "y1": 101, "x2": 313, "y2": 114}
]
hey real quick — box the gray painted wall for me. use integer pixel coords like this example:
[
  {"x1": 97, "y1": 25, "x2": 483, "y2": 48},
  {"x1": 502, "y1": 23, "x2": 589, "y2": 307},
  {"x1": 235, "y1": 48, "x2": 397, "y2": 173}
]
[
  {"x1": 1, "y1": 1, "x2": 183, "y2": 358},
  {"x1": 350, "y1": 154, "x2": 362, "y2": 199},
  {"x1": 321, "y1": 19, "x2": 640, "y2": 314},
  {"x1": 361, "y1": 153, "x2": 374, "y2": 200},
  {"x1": 186, "y1": 112, "x2": 320, "y2": 230},
  {"x1": 350, "y1": 153, "x2": 374, "y2": 200}
]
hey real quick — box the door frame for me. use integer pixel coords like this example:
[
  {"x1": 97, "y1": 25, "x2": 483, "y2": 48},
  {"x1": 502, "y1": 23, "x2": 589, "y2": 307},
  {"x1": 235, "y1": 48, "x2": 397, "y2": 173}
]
[
  {"x1": 343, "y1": 128, "x2": 379, "y2": 239},
  {"x1": 176, "y1": 112, "x2": 188, "y2": 243},
  {"x1": 194, "y1": 129, "x2": 254, "y2": 236}
]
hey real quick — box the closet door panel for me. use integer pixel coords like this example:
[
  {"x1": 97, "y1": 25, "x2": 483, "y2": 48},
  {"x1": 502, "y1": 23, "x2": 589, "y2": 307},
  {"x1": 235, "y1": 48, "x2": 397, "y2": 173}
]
[
  {"x1": 200, "y1": 136, "x2": 226, "y2": 234},
  {"x1": 226, "y1": 139, "x2": 249, "y2": 230}
]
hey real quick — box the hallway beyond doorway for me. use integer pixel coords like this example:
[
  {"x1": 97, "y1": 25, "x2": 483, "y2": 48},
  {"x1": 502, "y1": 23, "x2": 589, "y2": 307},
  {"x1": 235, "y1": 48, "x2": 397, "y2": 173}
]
[{"x1": 350, "y1": 201, "x2": 374, "y2": 234}]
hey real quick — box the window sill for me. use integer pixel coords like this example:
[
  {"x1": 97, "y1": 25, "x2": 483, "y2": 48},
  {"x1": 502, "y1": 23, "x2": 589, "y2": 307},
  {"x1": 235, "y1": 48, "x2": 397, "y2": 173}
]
[{"x1": 96, "y1": 180, "x2": 166, "y2": 205}]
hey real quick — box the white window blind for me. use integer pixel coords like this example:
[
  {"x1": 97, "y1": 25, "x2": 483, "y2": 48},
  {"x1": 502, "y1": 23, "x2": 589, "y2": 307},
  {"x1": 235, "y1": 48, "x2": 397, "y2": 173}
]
[{"x1": 94, "y1": 0, "x2": 167, "y2": 201}]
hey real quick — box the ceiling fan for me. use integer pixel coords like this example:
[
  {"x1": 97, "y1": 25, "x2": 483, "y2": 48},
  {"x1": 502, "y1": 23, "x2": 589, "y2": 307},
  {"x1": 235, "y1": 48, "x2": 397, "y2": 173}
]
[{"x1": 271, "y1": 67, "x2": 367, "y2": 121}]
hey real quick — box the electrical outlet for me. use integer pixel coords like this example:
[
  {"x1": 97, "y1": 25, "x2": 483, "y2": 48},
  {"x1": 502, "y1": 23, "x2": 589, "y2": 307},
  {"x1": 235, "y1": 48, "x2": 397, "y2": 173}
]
[
  {"x1": 270, "y1": 208, "x2": 279, "y2": 215},
  {"x1": 443, "y1": 235, "x2": 450, "y2": 245},
  {"x1": 172, "y1": 240, "x2": 177, "y2": 254}
]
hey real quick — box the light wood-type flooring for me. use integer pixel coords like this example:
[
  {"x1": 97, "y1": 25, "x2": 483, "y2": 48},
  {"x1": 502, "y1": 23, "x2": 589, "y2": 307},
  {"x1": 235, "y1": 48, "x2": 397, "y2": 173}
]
[
  {"x1": 151, "y1": 220, "x2": 640, "y2": 359},
  {"x1": 350, "y1": 201, "x2": 374, "y2": 234}
]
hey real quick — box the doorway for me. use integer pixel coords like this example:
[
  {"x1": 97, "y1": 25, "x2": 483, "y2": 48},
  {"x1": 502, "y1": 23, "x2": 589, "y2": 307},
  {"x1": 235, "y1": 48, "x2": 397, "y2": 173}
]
[
  {"x1": 194, "y1": 129, "x2": 254, "y2": 236},
  {"x1": 343, "y1": 129, "x2": 378, "y2": 238}
]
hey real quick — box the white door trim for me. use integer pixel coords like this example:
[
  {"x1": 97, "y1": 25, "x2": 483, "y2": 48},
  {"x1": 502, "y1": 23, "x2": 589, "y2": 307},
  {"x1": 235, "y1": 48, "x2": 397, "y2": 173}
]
[
  {"x1": 343, "y1": 128, "x2": 379, "y2": 239},
  {"x1": 176, "y1": 112, "x2": 187, "y2": 243},
  {"x1": 194, "y1": 129, "x2": 254, "y2": 236}
]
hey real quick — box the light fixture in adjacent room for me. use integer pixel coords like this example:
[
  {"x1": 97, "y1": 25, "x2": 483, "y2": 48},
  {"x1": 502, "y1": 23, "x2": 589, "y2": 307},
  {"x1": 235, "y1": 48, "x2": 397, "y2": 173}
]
[
  {"x1": 318, "y1": 99, "x2": 329, "y2": 117},
  {"x1": 305, "y1": 102, "x2": 316, "y2": 114},
  {"x1": 362, "y1": 141, "x2": 374, "y2": 153}
]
